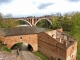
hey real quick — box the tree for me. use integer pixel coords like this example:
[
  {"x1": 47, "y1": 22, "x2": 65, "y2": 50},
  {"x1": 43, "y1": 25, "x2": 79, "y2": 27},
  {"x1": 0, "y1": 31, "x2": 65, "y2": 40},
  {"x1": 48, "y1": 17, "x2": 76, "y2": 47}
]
[
  {"x1": 36, "y1": 19, "x2": 51, "y2": 28},
  {"x1": 0, "y1": 12, "x2": 3, "y2": 21},
  {"x1": 70, "y1": 12, "x2": 80, "y2": 60},
  {"x1": 4, "y1": 14, "x2": 13, "y2": 27},
  {"x1": 70, "y1": 12, "x2": 80, "y2": 35},
  {"x1": 0, "y1": 12, "x2": 4, "y2": 28},
  {"x1": 61, "y1": 14, "x2": 72, "y2": 31},
  {"x1": 51, "y1": 16, "x2": 61, "y2": 29}
]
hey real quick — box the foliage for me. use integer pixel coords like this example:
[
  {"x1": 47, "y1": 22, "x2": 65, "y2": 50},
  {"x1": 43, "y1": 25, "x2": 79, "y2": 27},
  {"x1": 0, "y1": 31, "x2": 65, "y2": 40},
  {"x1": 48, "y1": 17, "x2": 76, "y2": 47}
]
[
  {"x1": 10, "y1": 20, "x2": 29, "y2": 27},
  {"x1": 36, "y1": 19, "x2": 51, "y2": 28},
  {"x1": 69, "y1": 12, "x2": 80, "y2": 60},
  {"x1": 0, "y1": 13, "x2": 12, "y2": 28},
  {"x1": 0, "y1": 43, "x2": 2, "y2": 46},
  {"x1": 51, "y1": 12, "x2": 80, "y2": 59},
  {"x1": 0, "y1": 22, "x2": 9, "y2": 28},
  {"x1": 2, "y1": 46, "x2": 12, "y2": 53},
  {"x1": 19, "y1": 20, "x2": 29, "y2": 24},
  {"x1": 70, "y1": 12, "x2": 80, "y2": 35},
  {"x1": 51, "y1": 16, "x2": 61, "y2": 29},
  {"x1": 0, "y1": 40, "x2": 11, "y2": 52},
  {"x1": 0, "y1": 43, "x2": 11, "y2": 53},
  {"x1": 0, "y1": 13, "x2": 3, "y2": 22},
  {"x1": 51, "y1": 14, "x2": 73, "y2": 31},
  {"x1": 61, "y1": 14, "x2": 72, "y2": 31},
  {"x1": 15, "y1": 42, "x2": 23, "y2": 47},
  {"x1": 10, "y1": 21, "x2": 21, "y2": 27},
  {"x1": 34, "y1": 51, "x2": 48, "y2": 60},
  {"x1": 0, "y1": 13, "x2": 3, "y2": 28},
  {"x1": 0, "y1": 12, "x2": 30, "y2": 28}
]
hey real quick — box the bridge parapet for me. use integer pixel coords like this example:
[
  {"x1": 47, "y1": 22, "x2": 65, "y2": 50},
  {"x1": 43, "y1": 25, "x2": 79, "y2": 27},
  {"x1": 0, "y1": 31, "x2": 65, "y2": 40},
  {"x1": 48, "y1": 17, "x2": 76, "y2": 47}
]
[{"x1": 12, "y1": 15, "x2": 53, "y2": 26}]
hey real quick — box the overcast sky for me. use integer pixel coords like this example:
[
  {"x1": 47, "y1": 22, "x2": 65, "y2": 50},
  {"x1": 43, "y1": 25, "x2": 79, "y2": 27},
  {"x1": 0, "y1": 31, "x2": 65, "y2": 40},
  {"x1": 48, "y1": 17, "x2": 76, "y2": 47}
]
[{"x1": 0, "y1": 0, "x2": 80, "y2": 17}]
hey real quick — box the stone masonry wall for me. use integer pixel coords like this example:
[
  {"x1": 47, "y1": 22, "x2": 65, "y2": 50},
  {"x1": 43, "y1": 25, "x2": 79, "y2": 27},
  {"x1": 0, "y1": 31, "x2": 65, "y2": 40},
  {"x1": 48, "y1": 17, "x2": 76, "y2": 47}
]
[
  {"x1": 0, "y1": 34, "x2": 38, "y2": 52},
  {"x1": 66, "y1": 41, "x2": 77, "y2": 60},
  {"x1": 38, "y1": 32, "x2": 66, "y2": 60}
]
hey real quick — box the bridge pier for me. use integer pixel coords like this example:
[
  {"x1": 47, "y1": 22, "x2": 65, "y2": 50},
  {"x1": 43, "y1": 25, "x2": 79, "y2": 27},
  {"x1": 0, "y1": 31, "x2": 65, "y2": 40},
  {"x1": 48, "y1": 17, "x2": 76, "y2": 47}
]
[{"x1": 12, "y1": 15, "x2": 53, "y2": 26}]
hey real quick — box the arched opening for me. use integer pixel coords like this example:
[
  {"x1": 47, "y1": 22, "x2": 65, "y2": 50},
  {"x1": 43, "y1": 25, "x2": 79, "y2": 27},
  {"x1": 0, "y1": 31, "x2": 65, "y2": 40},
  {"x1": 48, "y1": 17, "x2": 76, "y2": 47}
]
[
  {"x1": 9, "y1": 20, "x2": 32, "y2": 28},
  {"x1": 35, "y1": 18, "x2": 52, "y2": 28},
  {"x1": 11, "y1": 43, "x2": 33, "y2": 52},
  {"x1": 27, "y1": 44, "x2": 33, "y2": 52},
  {"x1": 11, "y1": 42, "x2": 23, "y2": 50}
]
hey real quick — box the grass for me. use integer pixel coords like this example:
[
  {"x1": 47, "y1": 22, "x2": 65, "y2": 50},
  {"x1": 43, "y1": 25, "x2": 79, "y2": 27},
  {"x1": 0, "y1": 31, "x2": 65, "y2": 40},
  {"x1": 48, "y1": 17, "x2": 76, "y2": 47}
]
[
  {"x1": 2, "y1": 46, "x2": 12, "y2": 53},
  {"x1": 0, "y1": 43, "x2": 11, "y2": 53},
  {"x1": 33, "y1": 51, "x2": 48, "y2": 60}
]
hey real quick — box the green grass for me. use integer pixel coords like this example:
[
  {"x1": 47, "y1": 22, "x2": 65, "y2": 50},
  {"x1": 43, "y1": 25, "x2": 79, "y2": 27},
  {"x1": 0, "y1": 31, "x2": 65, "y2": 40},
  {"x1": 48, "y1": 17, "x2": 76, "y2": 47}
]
[
  {"x1": 34, "y1": 51, "x2": 48, "y2": 60},
  {"x1": 2, "y1": 46, "x2": 12, "y2": 53},
  {"x1": 0, "y1": 22, "x2": 9, "y2": 28},
  {"x1": 0, "y1": 43, "x2": 11, "y2": 53}
]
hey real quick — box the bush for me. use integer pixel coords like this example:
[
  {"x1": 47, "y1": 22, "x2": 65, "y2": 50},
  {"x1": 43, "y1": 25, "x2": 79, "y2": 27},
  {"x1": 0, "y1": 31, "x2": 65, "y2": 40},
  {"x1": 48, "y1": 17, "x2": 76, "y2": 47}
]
[
  {"x1": 2, "y1": 46, "x2": 12, "y2": 53},
  {"x1": 15, "y1": 42, "x2": 23, "y2": 46},
  {"x1": 51, "y1": 20, "x2": 61, "y2": 29},
  {"x1": 0, "y1": 43, "x2": 2, "y2": 46}
]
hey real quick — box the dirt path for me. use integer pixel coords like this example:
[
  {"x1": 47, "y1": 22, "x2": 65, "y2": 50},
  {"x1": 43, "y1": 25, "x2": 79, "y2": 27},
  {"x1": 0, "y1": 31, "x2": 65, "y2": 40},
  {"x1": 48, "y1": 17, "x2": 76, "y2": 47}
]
[
  {"x1": 19, "y1": 43, "x2": 41, "y2": 60},
  {"x1": 20, "y1": 51, "x2": 41, "y2": 60}
]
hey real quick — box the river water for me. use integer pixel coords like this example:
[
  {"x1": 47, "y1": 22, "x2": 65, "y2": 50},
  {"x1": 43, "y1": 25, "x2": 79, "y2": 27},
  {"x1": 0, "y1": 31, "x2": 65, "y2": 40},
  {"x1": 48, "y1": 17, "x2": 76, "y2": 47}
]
[
  {"x1": 16, "y1": 25, "x2": 52, "y2": 32},
  {"x1": 36, "y1": 27, "x2": 52, "y2": 32}
]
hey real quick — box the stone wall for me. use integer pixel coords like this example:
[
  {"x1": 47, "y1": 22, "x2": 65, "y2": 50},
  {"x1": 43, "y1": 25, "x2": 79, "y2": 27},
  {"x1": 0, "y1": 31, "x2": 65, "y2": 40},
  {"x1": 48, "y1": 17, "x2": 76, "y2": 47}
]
[
  {"x1": 38, "y1": 32, "x2": 66, "y2": 60},
  {"x1": 45, "y1": 28, "x2": 63, "y2": 39},
  {"x1": 0, "y1": 34, "x2": 38, "y2": 52},
  {"x1": 38, "y1": 31, "x2": 77, "y2": 60},
  {"x1": 0, "y1": 29, "x2": 77, "y2": 60},
  {"x1": 66, "y1": 41, "x2": 77, "y2": 60}
]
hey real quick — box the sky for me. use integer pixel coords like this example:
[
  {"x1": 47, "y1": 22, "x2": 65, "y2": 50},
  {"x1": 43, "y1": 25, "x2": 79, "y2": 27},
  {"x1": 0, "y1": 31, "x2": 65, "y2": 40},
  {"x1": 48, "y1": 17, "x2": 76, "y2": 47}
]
[{"x1": 0, "y1": 0, "x2": 80, "y2": 17}]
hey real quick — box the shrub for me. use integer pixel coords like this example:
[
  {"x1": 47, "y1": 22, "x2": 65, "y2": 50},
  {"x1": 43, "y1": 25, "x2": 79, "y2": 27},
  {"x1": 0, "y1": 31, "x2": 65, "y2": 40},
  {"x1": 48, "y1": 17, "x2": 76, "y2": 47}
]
[{"x1": 2, "y1": 46, "x2": 12, "y2": 53}]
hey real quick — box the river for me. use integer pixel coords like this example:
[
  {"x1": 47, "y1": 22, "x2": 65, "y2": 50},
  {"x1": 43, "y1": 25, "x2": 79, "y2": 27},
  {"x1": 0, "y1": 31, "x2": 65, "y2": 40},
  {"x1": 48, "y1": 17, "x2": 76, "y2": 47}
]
[
  {"x1": 16, "y1": 25, "x2": 52, "y2": 32},
  {"x1": 36, "y1": 27, "x2": 52, "y2": 32}
]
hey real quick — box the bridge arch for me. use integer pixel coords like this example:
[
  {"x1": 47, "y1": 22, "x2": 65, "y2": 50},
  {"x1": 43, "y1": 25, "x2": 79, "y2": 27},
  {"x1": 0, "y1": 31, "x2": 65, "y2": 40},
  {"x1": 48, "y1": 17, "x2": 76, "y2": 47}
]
[
  {"x1": 35, "y1": 18, "x2": 52, "y2": 26},
  {"x1": 10, "y1": 19, "x2": 32, "y2": 26},
  {"x1": 11, "y1": 42, "x2": 33, "y2": 52}
]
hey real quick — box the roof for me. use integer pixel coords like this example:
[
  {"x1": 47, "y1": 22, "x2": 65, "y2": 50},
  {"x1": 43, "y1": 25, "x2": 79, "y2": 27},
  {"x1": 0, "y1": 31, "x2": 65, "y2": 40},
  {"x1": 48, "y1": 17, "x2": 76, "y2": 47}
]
[{"x1": 0, "y1": 26, "x2": 38, "y2": 36}]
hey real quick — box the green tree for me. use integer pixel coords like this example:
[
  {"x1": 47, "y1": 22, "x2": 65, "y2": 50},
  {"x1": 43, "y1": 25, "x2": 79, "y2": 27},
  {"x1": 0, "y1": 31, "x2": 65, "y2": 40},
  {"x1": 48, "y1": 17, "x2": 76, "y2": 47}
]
[
  {"x1": 62, "y1": 14, "x2": 72, "y2": 31},
  {"x1": 0, "y1": 13, "x2": 3, "y2": 27},
  {"x1": 4, "y1": 14, "x2": 13, "y2": 27},
  {"x1": 0, "y1": 13, "x2": 3, "y2": 21},
  {"x1": 51, "y1": 16, "x2": 61, "y2": 29},
  {"x1": 0, "y1": 13, "x2": 8, "y2": 28},
  {"x1": 36, "y1": 19, "x2": 51, "y2": 28},
  {"x1": 70, "y1": 12, "x2": 80, "y2": 35},
  {"x1": 70, "y1": 12, "x2": 80, "y2": 60}
]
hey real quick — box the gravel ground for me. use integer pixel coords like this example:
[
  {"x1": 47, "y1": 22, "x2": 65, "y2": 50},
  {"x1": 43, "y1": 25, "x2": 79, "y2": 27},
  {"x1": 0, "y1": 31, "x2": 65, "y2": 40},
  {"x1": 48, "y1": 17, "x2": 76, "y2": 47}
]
[{"x1": 0, "y1": 52, "x2": 19, "y2": 60}]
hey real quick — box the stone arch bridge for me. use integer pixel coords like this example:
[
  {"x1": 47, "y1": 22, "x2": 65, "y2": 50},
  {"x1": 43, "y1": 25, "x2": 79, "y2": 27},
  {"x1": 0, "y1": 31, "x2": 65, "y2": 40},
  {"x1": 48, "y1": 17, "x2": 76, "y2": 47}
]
[{"x1": 13, "y1": 15, "x2": 53, "y2": 26}]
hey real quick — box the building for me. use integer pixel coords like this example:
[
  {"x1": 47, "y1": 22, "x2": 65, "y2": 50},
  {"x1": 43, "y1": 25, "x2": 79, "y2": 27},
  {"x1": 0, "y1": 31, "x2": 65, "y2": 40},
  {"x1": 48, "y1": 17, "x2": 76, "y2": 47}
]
[
  {"x1": 39, "y1": 29, "x2": 77, "y2": 60},
  {"x1": 0, "y1": 26, "x2": 38, "y2": 52},
  {"x1": 0, "y1": 26, "x2": 77, "y2": 60}
]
